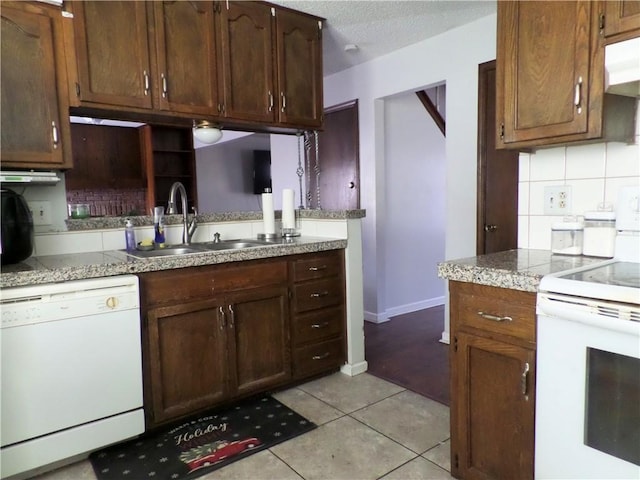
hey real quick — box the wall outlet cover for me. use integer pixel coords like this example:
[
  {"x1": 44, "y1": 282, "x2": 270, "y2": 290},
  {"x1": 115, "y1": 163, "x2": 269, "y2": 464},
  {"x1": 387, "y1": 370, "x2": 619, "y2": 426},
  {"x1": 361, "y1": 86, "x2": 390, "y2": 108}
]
[{"x1": 543, "y1": 185, "x2": 572, "y2": 215}]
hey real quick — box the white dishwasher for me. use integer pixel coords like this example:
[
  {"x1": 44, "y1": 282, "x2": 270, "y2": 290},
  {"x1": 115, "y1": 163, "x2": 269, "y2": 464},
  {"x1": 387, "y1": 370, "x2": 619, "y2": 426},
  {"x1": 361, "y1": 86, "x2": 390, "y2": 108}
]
[{"x1": 1, "y1": 275, "x2": 145, "y2": 478}]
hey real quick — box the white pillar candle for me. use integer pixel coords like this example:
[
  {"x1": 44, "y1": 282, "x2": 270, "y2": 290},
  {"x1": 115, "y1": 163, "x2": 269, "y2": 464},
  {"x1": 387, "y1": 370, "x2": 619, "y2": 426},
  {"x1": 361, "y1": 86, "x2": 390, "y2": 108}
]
[
  {"x1": 282, "y1": 188, "x2": 296, "y2": 229},
  {"x1": 262, "y1": 192, "x2": 275, "y2": 234}
]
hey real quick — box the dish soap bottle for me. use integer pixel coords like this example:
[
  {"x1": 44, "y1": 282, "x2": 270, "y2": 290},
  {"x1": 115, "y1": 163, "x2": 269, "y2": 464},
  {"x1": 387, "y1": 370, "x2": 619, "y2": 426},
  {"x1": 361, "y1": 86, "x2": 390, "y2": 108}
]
[
  {"x1": 125, "y1": 219, "x2": 136, "y2": 252},
  {"x1": 153, "y1": 206, "x2": 166, "y2": 248}
]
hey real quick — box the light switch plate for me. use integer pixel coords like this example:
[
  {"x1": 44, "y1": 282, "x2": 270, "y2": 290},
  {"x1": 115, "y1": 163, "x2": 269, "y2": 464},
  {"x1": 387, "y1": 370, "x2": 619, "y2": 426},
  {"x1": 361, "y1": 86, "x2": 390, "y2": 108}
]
[
  {"x1": 28, "y1": 201, "x2": 52, "y2": 226},
  {"x1": 544, "y1": 185, "x2": 572, "y2": 215}
]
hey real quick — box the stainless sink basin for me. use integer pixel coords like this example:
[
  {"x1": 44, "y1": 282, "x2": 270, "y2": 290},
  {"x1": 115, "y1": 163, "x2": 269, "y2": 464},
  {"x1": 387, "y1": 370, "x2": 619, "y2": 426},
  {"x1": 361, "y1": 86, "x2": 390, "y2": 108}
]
[
  {"x1": 125, "y1": 245, "x2": 207, "y2": 258},
  {"x1": 125, "y1": 239, "x2": 271, "y2": 258},
  {"x1": 199, "y1": 240, "x2": 269, "y2": 251}
]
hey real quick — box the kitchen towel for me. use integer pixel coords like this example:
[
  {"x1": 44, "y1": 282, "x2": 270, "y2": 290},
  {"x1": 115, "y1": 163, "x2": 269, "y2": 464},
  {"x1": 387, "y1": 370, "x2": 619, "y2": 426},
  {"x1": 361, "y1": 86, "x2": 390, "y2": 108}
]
[
  {"x1": 261, "y1": 192, "x2": 275, "y2": 234},
  {"x1": 282, "y1": 189, "x2": 296, "y2": 230}
]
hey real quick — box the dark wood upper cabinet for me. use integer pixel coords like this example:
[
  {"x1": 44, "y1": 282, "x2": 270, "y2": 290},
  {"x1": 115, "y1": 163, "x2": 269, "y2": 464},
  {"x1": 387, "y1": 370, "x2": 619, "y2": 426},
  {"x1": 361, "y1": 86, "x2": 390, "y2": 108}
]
[
  {"x1": 603, "y1": 0, "x2": 640, "y2": 41},
  {"x1": 496, "y1": 1, "x2": 636, "y2": 150},
  {"x1": 1, "y1": 2, "x2": 72, "y2": 169},
  {"x1": 219, "y1": 1, "x2": 323, "y2": 128},
  {"x1": 70, "y1": 1, "x2": 220, "y2": 116},
  {"x1": 71, "y1": 1, "x2": 153, "y2": 109},
  {"x1": 151, "y1": 1, "x2": 220, "y2": 115},
  {"x1": 219, "y1": 1, "x2": 275, "y2": 124},
  {"x1": 276, "y1": 9, "x2": 323, "y2": 128}
]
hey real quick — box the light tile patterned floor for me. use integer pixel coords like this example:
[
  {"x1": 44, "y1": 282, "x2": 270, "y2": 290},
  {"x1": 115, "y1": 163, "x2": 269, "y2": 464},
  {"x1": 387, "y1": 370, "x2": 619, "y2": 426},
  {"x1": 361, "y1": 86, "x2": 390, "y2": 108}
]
[{"x1": 31, "y1": 373, "x2": 453, "y2": 480}]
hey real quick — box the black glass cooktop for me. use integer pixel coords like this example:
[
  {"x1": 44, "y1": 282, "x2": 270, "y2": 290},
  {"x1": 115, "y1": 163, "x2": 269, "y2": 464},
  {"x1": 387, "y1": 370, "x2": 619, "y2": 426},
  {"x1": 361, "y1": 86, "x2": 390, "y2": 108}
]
[{"x1": 559, "y1": 262, "x2": 640, "y2": 288}]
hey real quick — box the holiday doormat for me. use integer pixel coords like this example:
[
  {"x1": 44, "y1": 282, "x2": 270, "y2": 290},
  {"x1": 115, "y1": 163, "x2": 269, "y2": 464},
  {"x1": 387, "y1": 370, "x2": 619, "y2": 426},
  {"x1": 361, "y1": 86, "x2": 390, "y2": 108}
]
[{"x1": 90, "y1": 396, "x2": 316, "y2": 480}]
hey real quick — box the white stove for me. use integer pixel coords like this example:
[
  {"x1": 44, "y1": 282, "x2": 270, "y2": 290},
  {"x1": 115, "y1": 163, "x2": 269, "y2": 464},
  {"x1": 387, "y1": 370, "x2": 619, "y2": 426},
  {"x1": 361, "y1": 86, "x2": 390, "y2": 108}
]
[{"x1": 535, "y1": 186, "x2": 640, "y2": 479}]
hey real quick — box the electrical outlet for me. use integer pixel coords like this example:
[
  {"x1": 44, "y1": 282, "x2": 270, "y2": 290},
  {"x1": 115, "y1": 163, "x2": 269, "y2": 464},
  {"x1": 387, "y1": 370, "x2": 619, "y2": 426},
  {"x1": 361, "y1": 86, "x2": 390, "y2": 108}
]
[
  {"x1": 28, "y1": 201, "x2": 52, "y2": 226},
  {"x1": 544, "y1": 186, "x2": 572, "y2": 215}
]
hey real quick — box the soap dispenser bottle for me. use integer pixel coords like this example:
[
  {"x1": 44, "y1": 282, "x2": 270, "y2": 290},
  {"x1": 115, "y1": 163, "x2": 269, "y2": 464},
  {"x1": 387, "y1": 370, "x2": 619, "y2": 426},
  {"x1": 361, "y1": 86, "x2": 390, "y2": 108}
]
[{"x1": 125, "y1": 219, "x2": 136, "y2": 252}]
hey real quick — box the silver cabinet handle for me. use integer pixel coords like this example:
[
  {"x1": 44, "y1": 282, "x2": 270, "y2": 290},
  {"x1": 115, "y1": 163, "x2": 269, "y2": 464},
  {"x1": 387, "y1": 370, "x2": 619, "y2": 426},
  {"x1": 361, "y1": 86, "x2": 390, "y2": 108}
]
[
  {"x1": 574, "y1": 76, "x2": 582, "y2": 114},
  {"x1": 310, "y1": 291, "x2": 329, "y2": 298},
  {"x1": 521, "y1": 362, "x2": 530, "y2": 397},
  {"x1": 51, "y1": 121, "x2": 59, "y2": 148},
  {"x1": 312, "y1": 352, "x2": 330, "y2": 360},
  {"x1": 484, "y1": 224, "x2": 498, "y2": 232},
  {"x1": 281, "y1": 92, "x2": 286, "y2": 112},
  {"x1": 268, "y1": 90, "x2": 273, "y2": 112},
  {"x1": 228, "y1": 305, "x2": 234, "y2": 328},
  {"x1": 218, "y1": 306, "x2": 226, "y2": 329},
  {"x1": 143, "y1": 70, "x2": 150, "y2": 96},
  {"x1": 311, "y1": 322, "x2": 329, "y2": 329},
  {"x1": 477, "y1": 311, "x2": 512, "y2": 322},
  {"x1": 309, "y1": 265, "x2": 327, "y2": 271},
  {"x1": 161, "y1": 73, "x2": 168, "y2": 98}
]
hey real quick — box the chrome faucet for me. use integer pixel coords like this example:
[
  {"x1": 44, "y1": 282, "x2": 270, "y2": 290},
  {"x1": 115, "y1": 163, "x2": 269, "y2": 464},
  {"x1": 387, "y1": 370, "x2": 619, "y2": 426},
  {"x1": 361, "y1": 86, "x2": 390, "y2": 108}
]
[{"x1": 167, "y1": 181, "x2": 197, "y2": 245}]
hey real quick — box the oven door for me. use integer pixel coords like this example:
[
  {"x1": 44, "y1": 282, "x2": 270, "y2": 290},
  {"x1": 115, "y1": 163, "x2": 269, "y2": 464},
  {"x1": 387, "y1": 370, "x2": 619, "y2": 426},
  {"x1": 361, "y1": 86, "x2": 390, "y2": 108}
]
[{"x1": 535, "y1": 293, "x2": 640, "y2": 479}]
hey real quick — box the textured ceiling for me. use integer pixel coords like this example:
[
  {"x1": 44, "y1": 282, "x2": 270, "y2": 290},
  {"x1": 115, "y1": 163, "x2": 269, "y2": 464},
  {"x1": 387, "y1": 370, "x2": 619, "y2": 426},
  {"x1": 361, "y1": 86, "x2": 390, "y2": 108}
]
[{"x1": 273, "y1": 1, "x2": 496, "y2": 75}]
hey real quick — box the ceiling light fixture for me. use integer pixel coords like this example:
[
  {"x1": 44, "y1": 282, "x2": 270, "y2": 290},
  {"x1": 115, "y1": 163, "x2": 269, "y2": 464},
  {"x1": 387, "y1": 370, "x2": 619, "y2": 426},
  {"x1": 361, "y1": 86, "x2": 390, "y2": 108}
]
[{"x1": 193, "y1": 120, "x2": 223, "y2": 144}]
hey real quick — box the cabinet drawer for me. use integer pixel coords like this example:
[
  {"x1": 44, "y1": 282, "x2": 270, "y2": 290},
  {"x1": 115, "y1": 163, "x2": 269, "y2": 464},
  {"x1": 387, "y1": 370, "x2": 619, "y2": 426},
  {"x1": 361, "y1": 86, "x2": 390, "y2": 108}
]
[
  {"x1": 455, "y1": 283, "x2": 536, "y2": 343},
  {"x1": 293, "y1": 306, "x2": 344, "y2": 345},
  {"x1": 293, "y1": 278, "x2": 343, "y2": 313},
  {"x1": 292, "y1": 251, "x2": 342, "y2": 282},
  {"x1": 293, "y1": 338, "x2": 344, "y2": 377},
  {"x1": 140, "y1": 259, "x2": 287, "y2": 306}
]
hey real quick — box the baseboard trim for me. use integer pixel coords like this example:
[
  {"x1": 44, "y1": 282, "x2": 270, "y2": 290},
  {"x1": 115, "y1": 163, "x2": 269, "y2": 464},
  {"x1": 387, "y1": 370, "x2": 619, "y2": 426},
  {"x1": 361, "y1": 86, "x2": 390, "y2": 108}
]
[
  {"x1": 364, "y1": 297, "x2": 445, "y2": 325},
  {"x1": 341, "y1": 361, "x2": 368, "y2": 376},
  {"x1": 439, "y1": 331, "x2": 450, "y2": 344}
]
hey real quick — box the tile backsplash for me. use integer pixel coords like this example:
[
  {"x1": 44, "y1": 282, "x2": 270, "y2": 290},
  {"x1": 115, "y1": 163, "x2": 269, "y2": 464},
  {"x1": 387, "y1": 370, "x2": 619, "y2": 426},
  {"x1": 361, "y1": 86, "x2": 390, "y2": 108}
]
[{"x1": 518, "y1": 109, "x2": 640, "y2": 250}]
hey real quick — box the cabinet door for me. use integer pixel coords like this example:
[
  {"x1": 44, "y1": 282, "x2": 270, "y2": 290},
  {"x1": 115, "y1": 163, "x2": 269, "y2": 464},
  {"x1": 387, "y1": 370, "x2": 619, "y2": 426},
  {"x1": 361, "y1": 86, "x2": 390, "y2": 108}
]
[
  {"x1": 604, "y1": 0, "x2": 640, "y2": 38},
  {"x1": 1, "y1": 3, "x2": 71, "y2": 168},
  {"x1": 146, "y1": 299, "x2": 228, "y2": 425},
  {"x1": 153, "y1": 1, "x2": 220, "y2": 115},
  {"x1": 452, "y1": 332, "x2": 535, "y2": 480},
  {"x1": 226, "y1": 286, "x2": 290, "y2": 396},
  {"x1": 219, "y1": 1, "x2": 275, "y2": 123},
  {"x1": 72, "y1": 1, "x2": 153, "y2": 109},
  {"x1": 275, "y1": 9, "x2": 323, "y2": 128},
  {"x1": 496, "y1": 1, "x2": 596, "y2": 147}
]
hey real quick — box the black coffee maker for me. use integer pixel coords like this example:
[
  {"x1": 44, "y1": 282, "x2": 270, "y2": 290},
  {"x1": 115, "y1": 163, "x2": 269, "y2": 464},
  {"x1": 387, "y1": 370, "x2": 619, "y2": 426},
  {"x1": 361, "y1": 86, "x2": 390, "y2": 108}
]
[{"x1": 1, "y1": 188, "x2": 34, "y2": 265}]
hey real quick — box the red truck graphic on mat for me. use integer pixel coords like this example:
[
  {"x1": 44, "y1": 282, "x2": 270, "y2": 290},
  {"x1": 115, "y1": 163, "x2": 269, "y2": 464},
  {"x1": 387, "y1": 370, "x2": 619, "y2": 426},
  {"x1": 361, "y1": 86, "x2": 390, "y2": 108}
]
[{"x1": 183, "y1": 437, "x2": 262, "y2": 472}]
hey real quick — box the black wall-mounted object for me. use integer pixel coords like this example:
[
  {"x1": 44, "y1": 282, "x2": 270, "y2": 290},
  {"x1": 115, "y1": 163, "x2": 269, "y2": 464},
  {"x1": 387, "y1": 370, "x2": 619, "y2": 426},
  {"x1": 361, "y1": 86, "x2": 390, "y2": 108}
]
[{"x1": 253, "y1": 150, "x2": 272, "y2": 194}]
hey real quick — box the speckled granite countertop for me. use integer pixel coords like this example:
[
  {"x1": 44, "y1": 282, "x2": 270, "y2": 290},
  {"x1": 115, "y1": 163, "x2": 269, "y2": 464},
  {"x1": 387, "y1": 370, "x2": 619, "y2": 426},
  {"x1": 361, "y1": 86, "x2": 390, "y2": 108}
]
[
  {"x1": 1, "y1": 237, "x2": 347, "y2": 289},
  {"x1": 437, "y1": 249, "x2": 607, "y2": 292}
]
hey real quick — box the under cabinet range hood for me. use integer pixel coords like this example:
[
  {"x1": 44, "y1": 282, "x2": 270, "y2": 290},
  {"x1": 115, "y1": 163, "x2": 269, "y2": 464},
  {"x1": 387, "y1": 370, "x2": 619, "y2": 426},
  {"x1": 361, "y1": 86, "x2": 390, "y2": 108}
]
[
  {"x1": 605, "y1": 38, "x2": 640, "y2": 97},
  {"x1": 0, "y1": 170, "x2": 61, "y2": 185}
]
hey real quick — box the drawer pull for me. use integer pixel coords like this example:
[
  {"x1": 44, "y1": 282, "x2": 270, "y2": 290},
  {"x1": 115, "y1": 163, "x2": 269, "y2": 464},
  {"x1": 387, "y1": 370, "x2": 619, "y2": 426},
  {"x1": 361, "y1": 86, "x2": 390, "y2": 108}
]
[
  {"x1": 309, "y1": 265, "x2": 327, "y2": 271},
  {"x1": 477, "y1": 311, "x2": 512, "y2": 322},
  {"x1": 312, "y1": 352, "x2": 330, "y2": 360},
  {"x1": 310, "y1": 291, "x2": 329, "y2": 298},
  {"x1": 521, "y1": 362, "x2": 530, "y2": 398},
  {"x1": 311, "y1": 322, "x2": 329, "y2": 329}
]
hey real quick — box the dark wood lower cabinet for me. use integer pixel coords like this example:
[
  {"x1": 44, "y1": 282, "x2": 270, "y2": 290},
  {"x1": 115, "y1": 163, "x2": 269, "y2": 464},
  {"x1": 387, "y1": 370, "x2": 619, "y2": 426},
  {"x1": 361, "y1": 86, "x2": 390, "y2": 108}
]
[
  {"x1": 146, "y1": 299, "x2": 228, "y2": 424},
  {"x1": 226, "y1": 286, "x2": 290, "y2": 396},
  {"x1": 449, "y1": 281, "x2": 536, "y2": 480},
  {"x1": 139, "y1": 251, "x2": 345, "y2": 430}
]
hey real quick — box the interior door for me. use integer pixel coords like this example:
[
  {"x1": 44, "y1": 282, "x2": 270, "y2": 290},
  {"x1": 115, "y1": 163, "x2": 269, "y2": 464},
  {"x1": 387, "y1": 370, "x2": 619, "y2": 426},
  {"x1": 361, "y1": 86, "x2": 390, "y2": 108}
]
[
  {"x1": 477, "y1": 61, "x2": 519, "y2": 254},
  {"x1": 310, "y1": 100, "x2": 360, "y2": 210}
]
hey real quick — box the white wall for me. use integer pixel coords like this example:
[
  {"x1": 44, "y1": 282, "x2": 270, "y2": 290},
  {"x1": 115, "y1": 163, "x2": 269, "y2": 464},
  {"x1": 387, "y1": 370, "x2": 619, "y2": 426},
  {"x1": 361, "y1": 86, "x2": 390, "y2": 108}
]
[
  {"x1": 518, "y1": 104, "x2": 640, "y2": 249},
  {"x1": 381, "y1": 92, "x2": 446, "y2": 320},
  {"x1": 323, "y1": 14, "x2": 497, "y2": 324},
  {"x1": 195, "y1": 134, "x2": 270, "y2": 212}
]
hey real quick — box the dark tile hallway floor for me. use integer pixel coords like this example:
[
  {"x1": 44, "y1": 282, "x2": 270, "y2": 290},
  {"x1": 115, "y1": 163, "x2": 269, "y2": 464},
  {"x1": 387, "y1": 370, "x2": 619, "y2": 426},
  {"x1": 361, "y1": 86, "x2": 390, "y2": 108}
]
[{"x1": 364, "y1": 306, "x2": 450, "y2": 406}]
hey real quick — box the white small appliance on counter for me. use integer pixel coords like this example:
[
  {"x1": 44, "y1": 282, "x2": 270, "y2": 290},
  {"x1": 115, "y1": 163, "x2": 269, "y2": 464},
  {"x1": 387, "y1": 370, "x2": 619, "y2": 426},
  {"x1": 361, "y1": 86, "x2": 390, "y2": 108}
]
[{"x1": 535, "y1": 186, "x2": 640, "y2": 479}]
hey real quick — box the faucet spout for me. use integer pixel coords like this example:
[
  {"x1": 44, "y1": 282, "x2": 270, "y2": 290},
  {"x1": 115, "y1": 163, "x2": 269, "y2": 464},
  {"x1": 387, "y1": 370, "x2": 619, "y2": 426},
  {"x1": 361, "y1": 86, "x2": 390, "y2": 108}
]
[{"x1": 167, "y1": 182, "x2": 197, "y2": 244}]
